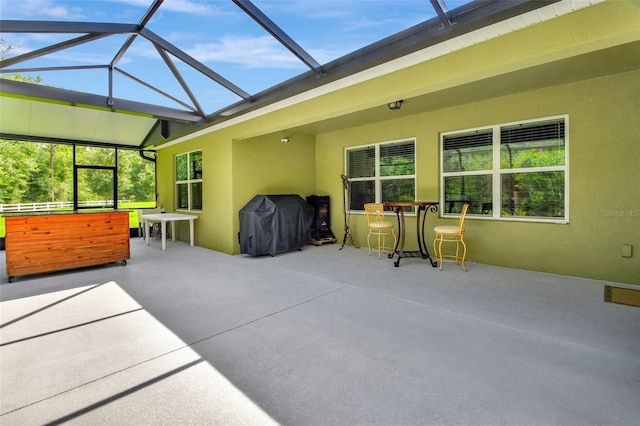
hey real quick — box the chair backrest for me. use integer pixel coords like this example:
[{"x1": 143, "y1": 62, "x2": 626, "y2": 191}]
[
  {"x1": 458, "y1": 204, "x2": 470, "y2": 232},
  {"x1": 364, "y1": 203, "x2": 386, "y2": 224}
]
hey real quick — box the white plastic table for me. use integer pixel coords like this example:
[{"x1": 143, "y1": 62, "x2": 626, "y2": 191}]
[{"x1": 141, "y1": 213, "x2": 198, "y2": 251}]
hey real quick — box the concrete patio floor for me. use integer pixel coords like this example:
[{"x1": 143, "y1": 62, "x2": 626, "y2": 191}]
[{"x1": 1, "y1": 238, "x2": 639, "y2": 425}]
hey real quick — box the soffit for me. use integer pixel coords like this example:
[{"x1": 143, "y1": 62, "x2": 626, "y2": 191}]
[
  {"x1": 286, "y1": 39, "x2": 640, "y2": 137},
  {"x1": 166, "y1": 0, "x2": 635, "y2": 144},
  {"x1": 0, "y1": 94, "x2": 157, "y2": 148}
]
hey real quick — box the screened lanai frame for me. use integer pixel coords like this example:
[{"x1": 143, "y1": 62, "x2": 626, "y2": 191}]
[{"x1": 0, "y1": 0, "x2": 562, "y2": 150}]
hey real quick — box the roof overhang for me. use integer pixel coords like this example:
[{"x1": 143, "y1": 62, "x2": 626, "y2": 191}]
[
  {"x1": 0, "y1": 0, "x2": 564, "y2": 149},
  {"x1": 0, "y1": 79, "x2": 205, "y2": 148}
]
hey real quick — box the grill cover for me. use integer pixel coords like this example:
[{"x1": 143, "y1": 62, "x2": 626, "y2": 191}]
[{"x1": 239, "y1": 194, "x2": 314, "y2": 256}]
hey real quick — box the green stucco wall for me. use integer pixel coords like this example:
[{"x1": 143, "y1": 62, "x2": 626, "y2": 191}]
[
  {"x1": 231, "y1": 132, "x2": 317, "y2": 251},
  {"x1": 316, "y1": 70, "x2": 640, "y2": 284},
  {"x1": 155, "y1": 129, "x2": 316, "y2": 255},
  {"x1": 155, "y1": 0, "x2": 639, "y2": 284},
  {"x1": 156, "y1": 133, "x2": 235, "y2": 253}
]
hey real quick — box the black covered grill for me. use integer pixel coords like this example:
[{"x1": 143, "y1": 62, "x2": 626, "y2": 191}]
[{"x1": 239, "y1": 194, "x2": 314, "y2": 256}]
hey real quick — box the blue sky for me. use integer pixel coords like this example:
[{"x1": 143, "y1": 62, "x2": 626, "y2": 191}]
[{"x1": 1, "y1": 0, "x2": 473, "y2": 114}]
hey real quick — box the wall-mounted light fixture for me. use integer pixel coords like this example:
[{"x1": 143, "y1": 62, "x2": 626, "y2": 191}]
[
  {"x1": 387, "y1": 100, "x2": 403, "y2": 110},
  {"x1": 281, "y1": 137, "x2": 290, "y2": 143}
]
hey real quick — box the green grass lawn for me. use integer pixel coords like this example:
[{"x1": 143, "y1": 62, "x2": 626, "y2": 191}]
[
  {"x1": 0, "y1": 202, "x2": 157, "y2": 238},
  {"x1": 122, "y1": 202, "x2": 158, "y2": 228}
]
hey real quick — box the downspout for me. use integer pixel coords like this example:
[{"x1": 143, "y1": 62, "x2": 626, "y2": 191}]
[
  {"x1": 139, "y1": 150, "x2": 156, "y2": 162},
  {"x1": 139, "y1": 149, "x2": 159, "y2": 209}
]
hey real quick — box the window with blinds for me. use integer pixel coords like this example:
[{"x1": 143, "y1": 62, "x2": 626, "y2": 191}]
[
  {"x1": 441, "y1": 130, "x2": 493, "y2": 215},
  {"x1": 440, "y1": 116, "x2": 568, "y2": 222},
  {"x1": 346, "y1": 139, "x2": 416, "y2": 211}
]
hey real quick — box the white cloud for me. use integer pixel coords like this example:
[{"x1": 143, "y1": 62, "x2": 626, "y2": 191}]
[
  {"x1": 1, "y1": 33, "x2": 129, "y2": 66},
  {"x1": 49, "y1": 50, "x2": 123, "y2": 65},
  {"x1": 163, "y1": 0, "x2": 215, "y2": 14},
  {"x1": 187, "y1": 35, "x2": 304, "y2": 69},
  {"x1": 0, "y1": 0, "x2": 84, "y2": 19},
  {"x1": 110, "y1": 0, "x2": 217, "y2": 15}
]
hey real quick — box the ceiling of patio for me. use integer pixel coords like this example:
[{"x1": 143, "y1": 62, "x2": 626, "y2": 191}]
[{"x1": 0, "y1": 0, "x2": 564, "y2": 149}]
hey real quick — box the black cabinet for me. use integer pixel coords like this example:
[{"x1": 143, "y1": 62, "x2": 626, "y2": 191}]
[{"x1": 306, "y1": 195, "x2": 336, "y2": 245}]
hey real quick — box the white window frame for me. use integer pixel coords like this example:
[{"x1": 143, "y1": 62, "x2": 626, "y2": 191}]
[
  {"x1": 345, "y1": 138, "x2": 417, "y2": 213},
  {"x1": 440, "y1": 115, "x2": 569, "y2": 223},
  {"x1": 175, "y1": 149, "x2": 202, "y2": 212}
]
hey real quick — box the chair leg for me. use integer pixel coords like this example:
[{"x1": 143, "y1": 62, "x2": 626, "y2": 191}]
[
  {"x1": 381, "y1": 231, "x2": 397, "y2": 259},
  {"x1": 434, "y1": 234, "x2": 467, "y2": 271},
  {"x1": 367, "y1": 230, "x2": 373, "y2": 256},
  {"x1": 460, "y1": 238, "x2": 467, "y2": 271}
]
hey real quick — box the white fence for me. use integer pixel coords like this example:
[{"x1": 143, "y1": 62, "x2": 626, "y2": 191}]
[{"x1": 0, "y1": 200, "x2": 131, "y2": 213}]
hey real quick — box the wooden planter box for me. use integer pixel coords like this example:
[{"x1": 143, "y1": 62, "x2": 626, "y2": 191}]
[{"x1": 5, "y1": 211, "x2": 130, "y2": 282}]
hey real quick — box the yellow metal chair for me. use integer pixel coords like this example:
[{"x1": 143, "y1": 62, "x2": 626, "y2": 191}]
[
  {"x1": 364, "y1": 203, "x2": 397, "y2": 259},
  {"x1": 433, "y1": 203, "x2": 469, "y2": 271}
]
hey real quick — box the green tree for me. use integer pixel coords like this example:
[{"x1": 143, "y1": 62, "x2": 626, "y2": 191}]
[
  {"x1": 1, "y1": 39, "x2": 48, "y2": 203},
  {"x1": 51, "y1": 144, "x2": 73, "y2": 202},
  {"x1": 1, "y1": 40, "x2": 156, "y2": 208},
  {"x1": 118, "y1": 150, "x2": 156, "y2": 202},
  {"x1": 0, "y1": 141, "x2": 38, "y2": 203},
  {"x1": 1, "y1": 39, "x2": 41, "y2": 84}
]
